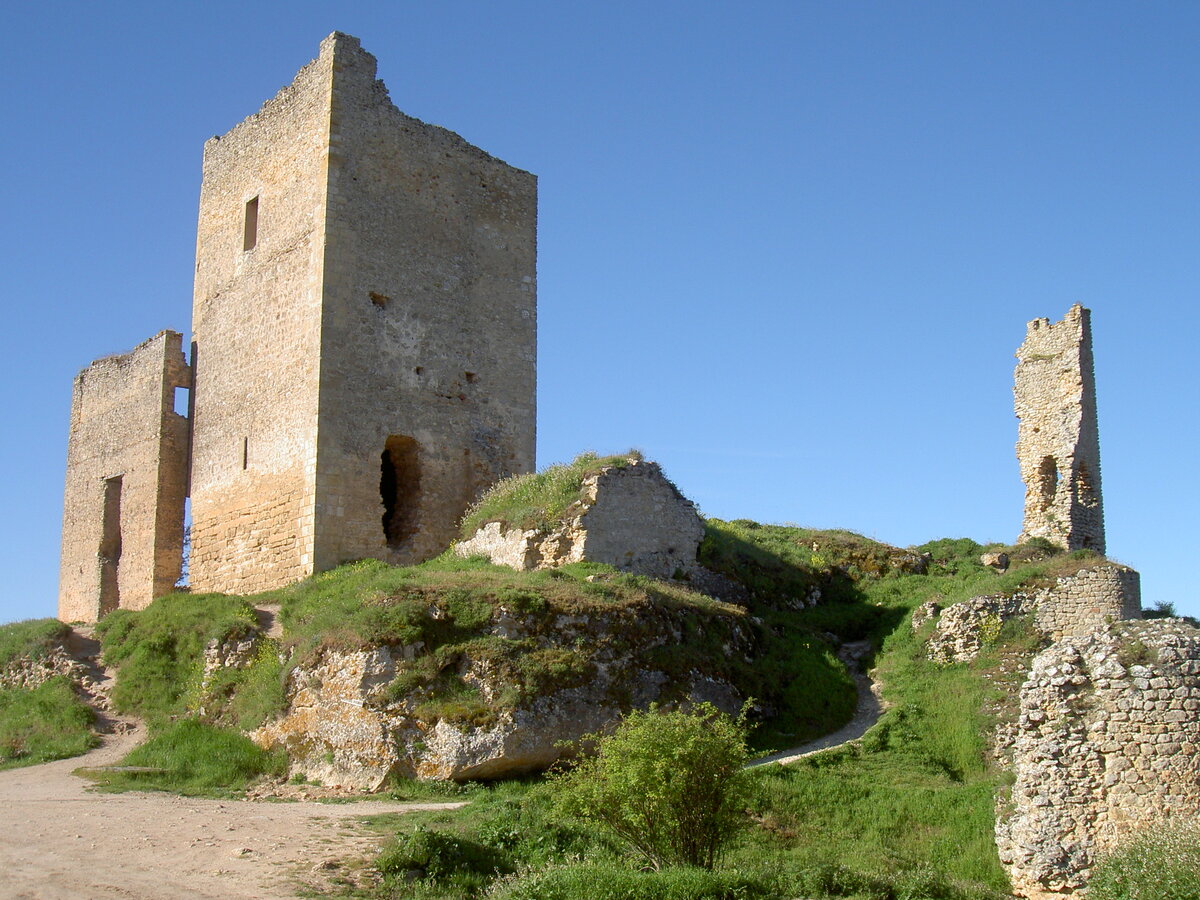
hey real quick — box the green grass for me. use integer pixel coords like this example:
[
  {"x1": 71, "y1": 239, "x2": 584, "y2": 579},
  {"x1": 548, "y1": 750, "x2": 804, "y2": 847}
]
[
  {"x1": 0, "y1": 677, "x2": 97, "y2": 769},
  {"x1": 459, "y1": 450, "x2": 642, "y2": 536},
  {"x1": 96, "y1": 591, "x2": 257, "y2": 724},
  {"x1": 1088, "y1": 819, "x2": 1200, "y2": 900},
  {"x1": 88, "y1": 717, "x2": 286, "y2": 795},
  {"x1": 0, "y1": 618, "x2": 71, "y2": 669}
]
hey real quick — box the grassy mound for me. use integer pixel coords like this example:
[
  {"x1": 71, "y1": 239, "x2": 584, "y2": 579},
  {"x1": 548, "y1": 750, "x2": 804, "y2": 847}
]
[{"x1": 459, "y1": 451, "x2": 641, "y2": 536}]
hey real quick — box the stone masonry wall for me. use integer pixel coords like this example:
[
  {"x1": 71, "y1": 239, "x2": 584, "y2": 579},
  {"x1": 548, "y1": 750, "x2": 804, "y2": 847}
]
[
  {"x1": 996, "y1": 620, "x2": 1200, "y2": 899},
  {"x1": 924, "y1": 564, "x2": 1141, "y2": 664},
  {"x1": 314, "y1": 34, "x2": 536, "y2": 570},
  {"x1": 1015, "y1": 305, "x2": 1105, "y2": 553},
  {"x1": 455, "y1": 459, "x2": 705, "y2": 578},
  {"x1": 58, "y1": 331, "x2": 190, "y2": 621},
  {"x1": 186, "y1": 35, "x2": 332, "y2": 594}
]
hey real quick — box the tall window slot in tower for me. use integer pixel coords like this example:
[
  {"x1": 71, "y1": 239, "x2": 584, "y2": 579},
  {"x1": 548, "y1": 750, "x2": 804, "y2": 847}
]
[
  {"x1": 1037, "y1": 456, "x2": 1058, "y2": 511},
  {"x1": 98, "y1": 475, "x2": 123, "y2": 616},
  {"x1": 381, "y1": 435, "x2": 421, "y2": 549},
  {"x1": 243, "y1": 195, "x2": 259, "y2": 251}
]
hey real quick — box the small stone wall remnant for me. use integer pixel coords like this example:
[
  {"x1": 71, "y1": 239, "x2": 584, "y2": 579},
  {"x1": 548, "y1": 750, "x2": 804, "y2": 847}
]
[
  {"x1": 924, "y1": 564, "x2": 1140, "y2": 663},
  {"x1": 57, "y1": 331, "x2": 191, "y2": 622},
  {"x1": 455, "y1": 459, "x2": 705, "y2": 578},
  {"x1": 996, "y1": 620, "x2": 1200, "y2": 899},
  {"x1": 1014, "y1": 304, "x2": 1105, "y2": 553}
]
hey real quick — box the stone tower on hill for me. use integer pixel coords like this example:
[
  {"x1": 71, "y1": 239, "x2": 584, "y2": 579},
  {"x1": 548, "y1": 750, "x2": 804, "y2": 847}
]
[
  {"x1": 58, "y1": 33, "x2": 537, "y2": 620},
  {"x1": 1014, "y1": 304, "x2": 1104, "y2": 553}
]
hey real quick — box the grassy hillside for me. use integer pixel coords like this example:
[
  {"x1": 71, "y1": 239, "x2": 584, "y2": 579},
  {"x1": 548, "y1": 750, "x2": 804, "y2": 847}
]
[{"x1": 0, "y1": 618, "x2": 97, "y2": 769}]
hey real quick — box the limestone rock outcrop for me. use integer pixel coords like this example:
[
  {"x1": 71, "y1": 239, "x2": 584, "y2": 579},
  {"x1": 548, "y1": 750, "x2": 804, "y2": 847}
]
[
  {"x1": 996, "y1": 619, "x2": 1200, "y2": 899},
  {"x1": 455, "y1": 459, "x2": 705, "y2": 579},
  {"x1": 252, "y1": 603, "x2": 751, "y2": 788}
]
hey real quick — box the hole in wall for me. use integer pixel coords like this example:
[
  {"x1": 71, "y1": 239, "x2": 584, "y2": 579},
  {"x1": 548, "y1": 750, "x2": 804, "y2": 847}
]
[
  {"x1": 381, "y1": 435, "x2": 421, "y2": 549},
  {"x1": 98, "y1": 475, "x2": 123, "y2": 616},
  {"x1": 370, "y1": 291, "x2": 391, "y2": 309},
  {"x1": 413, "y1": 367, "x2": 423, "y2": 376},
  {"x1": 173, "y1": 386, "x2": 189, "y2": 417},
  {"x1": 1075, "y1": 462, "x2": 1099, "y2": 508},
  {"x1": 242, "y1": 437, "x2": 248, "y2": 470},
  {"x1": 243, "y1": 196, "x2": 259, "y2": 251},
  {"x1": 1037, "y1": 456, "x2": 1058, "y2": 512},
  {"x1": 464, "y1": 372, "x2": 478, "y2": 384}
]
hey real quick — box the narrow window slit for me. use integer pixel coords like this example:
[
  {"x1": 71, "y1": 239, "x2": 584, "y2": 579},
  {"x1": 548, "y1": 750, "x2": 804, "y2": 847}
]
[{"x1": 243, "y1": 196, "x2": 259, "y2": 251}]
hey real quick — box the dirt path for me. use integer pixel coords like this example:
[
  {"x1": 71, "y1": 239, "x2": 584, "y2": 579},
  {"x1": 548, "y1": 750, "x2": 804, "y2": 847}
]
[
  {"x1": 0, "y1": 624, "x2": 463, "y2": 899},
  {"x1": 0, "y1": 727, "x2": 465, "y2": 899},
  {"x1": 747, "y1": 641, "x2": 885, "y2": 768}
]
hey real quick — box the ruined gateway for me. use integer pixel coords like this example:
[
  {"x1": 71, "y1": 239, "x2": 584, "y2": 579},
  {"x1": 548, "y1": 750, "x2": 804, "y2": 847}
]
[{"x1": 58, "y1": 33, "x2": 536, "y2": 622}]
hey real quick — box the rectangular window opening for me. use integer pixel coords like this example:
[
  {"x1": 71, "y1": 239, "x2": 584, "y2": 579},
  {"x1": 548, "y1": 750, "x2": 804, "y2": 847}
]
[
  {"x1": 98, "y1": 475, "x2": 123, "y2": 616},
  {"x1": 242, "y1": 437, "x2": 249, "y2": 470},
  {"x1": 173, "y1": 386, "x2": 189, "y2": 417},
  {"x1": 243, "y1": 196, "x2": 259, "y2": 251}
]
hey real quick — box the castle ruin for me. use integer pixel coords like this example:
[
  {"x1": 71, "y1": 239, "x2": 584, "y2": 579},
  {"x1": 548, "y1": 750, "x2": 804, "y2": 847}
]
[
  {"x1": 1014, "y1": 304, "x2": 1104, "y2": 553},
  {"x1": 58, "y1": 33, "x2": 536, "y2": 621}
]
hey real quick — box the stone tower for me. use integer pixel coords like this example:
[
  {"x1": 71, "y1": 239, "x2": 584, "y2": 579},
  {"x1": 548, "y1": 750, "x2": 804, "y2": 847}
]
[
  {"x1": 1014, "y1": 304, "x2": 1104, "y2": 552},
  {"x1": 58, "y1": 33, "x2": 537, "y2": 617}
]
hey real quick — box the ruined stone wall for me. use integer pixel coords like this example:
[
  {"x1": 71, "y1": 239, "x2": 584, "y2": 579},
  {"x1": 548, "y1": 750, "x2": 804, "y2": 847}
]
[
  {"x1": 313, "y1": 34, "x2": 537, "y2": 570},
  {"x1": 924, "y1": 564, "x2": 1140, "y2": 663},
  {"x1": 58, "y1": 331, "x2": 190, "y2": 621},
  {"x1": 186, "y1": 37, "x2": 332, "y2": 594},
  {"x1": 1015, "y1": 305, "x2": 1105, "y2": 553},
  {"x1": 996, "y1": 620, "x2": 1200, "y2": 899},
  {"x1": 456, "y1": 460, "x2": 705, "y2": 578}
]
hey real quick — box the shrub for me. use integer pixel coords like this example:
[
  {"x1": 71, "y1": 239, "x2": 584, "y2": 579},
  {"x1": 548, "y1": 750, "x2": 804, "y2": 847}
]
[
  {"x1": 378, "y1": 826, "x2": 509, "y2": 880},
  {"x1": 554, "y1": 703, "x2": 751, "y2": 870},
  {"x1": 1087, "y1": 820, "x2": 1200, "y2": 900}
]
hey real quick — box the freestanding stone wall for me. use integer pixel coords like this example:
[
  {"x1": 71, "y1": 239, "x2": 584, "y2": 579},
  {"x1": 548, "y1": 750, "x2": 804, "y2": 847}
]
[
  {"x1": 996, "y1": 620, "x2": 1200, "y2": 899},
  {"x1": 57, "y1": 331, "x2": 191, "y2": 620},
  {"x1": 456, "y1": 459, "x2": 705, "y2": 578},
  {"x1": 185, "y1": 33, "x2": 536, "y2": 594},
  {"x1": 1014, "y1": 305, "x2": 1105, "y2": 552}
]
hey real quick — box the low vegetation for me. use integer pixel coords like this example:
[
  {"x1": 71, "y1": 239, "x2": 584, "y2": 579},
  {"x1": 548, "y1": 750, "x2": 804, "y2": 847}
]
[
  {"x1": 0, "y1": 677, "x2": 96, "y2": 769},
  {"x1": 0, "y1": 617, "x2": 72, "y2": 669},
  {"x1": 458, "y1": 450, "x2": 641, "y2": 536},
  {"x1": 1087, "y1": 819, "x2": 1200, "y2": 900}
]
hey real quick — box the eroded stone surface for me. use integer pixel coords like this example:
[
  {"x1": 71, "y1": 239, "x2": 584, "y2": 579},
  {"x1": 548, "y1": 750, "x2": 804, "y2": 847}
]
[
  {"x1": 455, "y1": 459, "x2": 705, "y2": 578},
  {"x1": 1014, "y1": 305, "x2": 1104, "y2": 553},
  {"x1": 996, "y1": 620, "x2": 1200, "y2": 899},
  {"x1": 924, "y1": 564, "x2": 1141, "y2": 664}
]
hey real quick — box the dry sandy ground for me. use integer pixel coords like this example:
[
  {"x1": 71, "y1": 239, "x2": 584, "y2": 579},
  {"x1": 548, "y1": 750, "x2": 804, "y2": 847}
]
[{"x1": 0, "y1": 724, "x2": 464, "y2": 899}]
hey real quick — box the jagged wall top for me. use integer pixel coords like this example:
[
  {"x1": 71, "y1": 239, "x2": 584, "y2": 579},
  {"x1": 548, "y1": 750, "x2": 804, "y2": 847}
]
[{"x1": 1014, "y1": 304, "x2": 1105, "y2": 553}]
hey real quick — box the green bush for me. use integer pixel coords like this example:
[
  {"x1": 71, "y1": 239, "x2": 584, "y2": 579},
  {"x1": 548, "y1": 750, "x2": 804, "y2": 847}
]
[
  {"x1": 1087, "y1": 820, "x2": 1200, "y2": 900},
  {"x1": 93, "y1": 717, "x2": 285, "y2": 795},
  {"x1": 378, "y1": 826, "x2": 509, "y2": 880},
  {"x1": 555, "y1": 703, "x2": 751, "y2": 870},
  {"x1": 0, "y1": 678, "x2": 97, "y2": 769}
]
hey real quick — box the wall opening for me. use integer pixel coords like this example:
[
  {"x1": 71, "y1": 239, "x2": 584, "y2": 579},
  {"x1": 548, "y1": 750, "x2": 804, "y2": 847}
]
[
  {"x1": 381, "y1": 435, "x2": 421, "y2": 549},
  {"x1": 1036, "y1": 456, "x2": 1058, "y2": 511},
  {"x1": 243, "y1": 196, "x2": 259, "y2": 251},
  {"x1": 242, "y1": 437, "x2": 249, "y2": 470},
  {"x1": 1075, "y1": 462, "x2": 1099, "y2": 508},
  {"x1": 173, "y1": 386, "x2": 189, "y2": 417},
  {"x1": 98, "y1": 475, "x2": 123, "y2": 616}
]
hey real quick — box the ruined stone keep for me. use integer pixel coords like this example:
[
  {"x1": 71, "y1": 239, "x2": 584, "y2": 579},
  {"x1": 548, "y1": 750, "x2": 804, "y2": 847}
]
[
  {"x1": 58, "y1": 33, "x2": 537, "y2": 620},
  {"x1": 1014, "y1": 304, "x2": 1104, "y2": 553}
]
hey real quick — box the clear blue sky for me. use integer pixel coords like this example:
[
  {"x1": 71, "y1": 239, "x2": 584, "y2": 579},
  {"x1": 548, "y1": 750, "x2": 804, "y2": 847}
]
[{"x1": 2, "y1": 1, "x2": 1197, "y2": 624}]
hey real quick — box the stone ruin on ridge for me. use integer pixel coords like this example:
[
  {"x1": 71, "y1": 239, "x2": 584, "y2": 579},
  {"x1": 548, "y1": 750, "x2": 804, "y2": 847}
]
[
  {"x1": 58, "y1": 33, "x2": 537, "y2": 622},
  {"x1": 1014, "y1": 303, "x2": 1104, "y2": 553}
]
